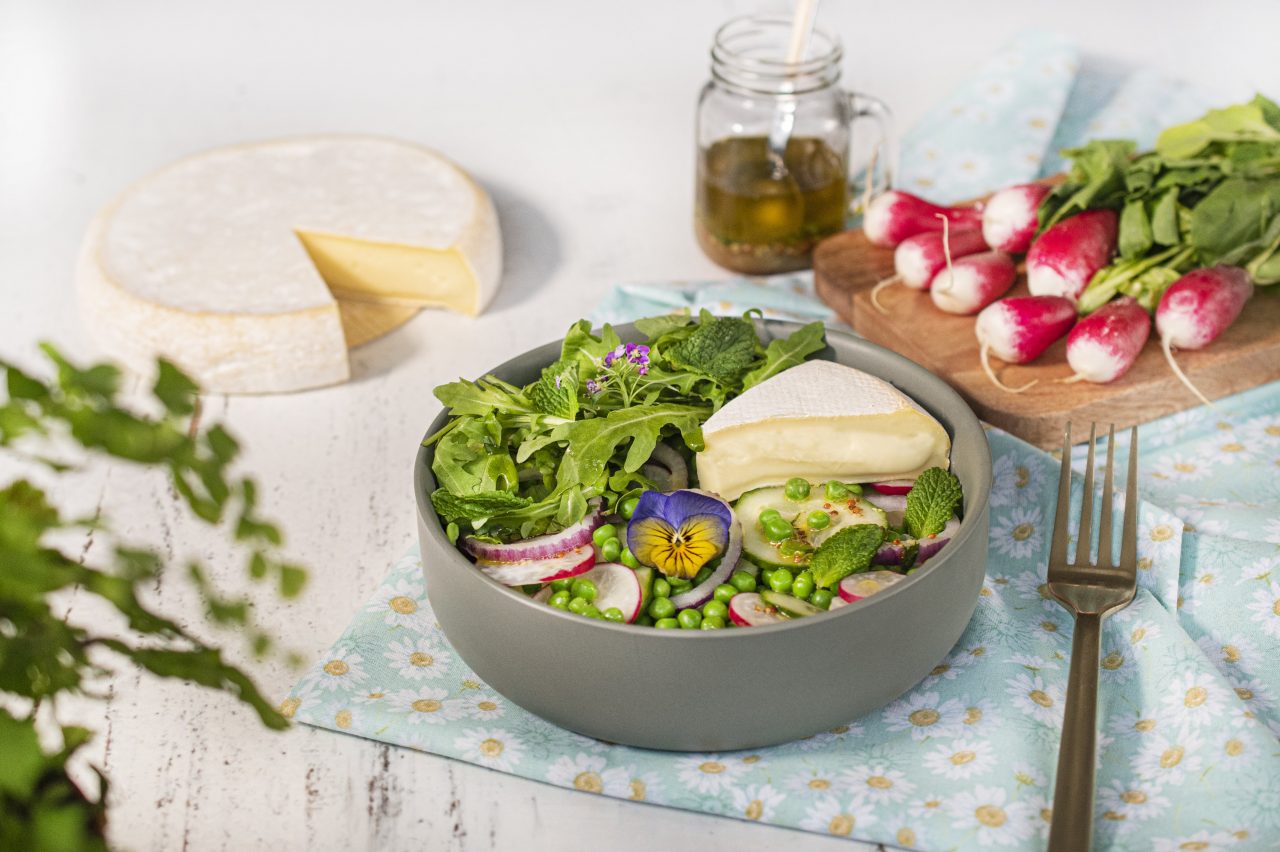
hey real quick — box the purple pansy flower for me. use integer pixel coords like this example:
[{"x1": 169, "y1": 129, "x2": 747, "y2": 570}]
[{"x1": 626, "y1": 489, "x2": 730, "y2": 579}]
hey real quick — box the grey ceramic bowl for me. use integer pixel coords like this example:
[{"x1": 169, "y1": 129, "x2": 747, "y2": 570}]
[{"x1": 415, "y1": 321, "x2": 991, "y2": 751}]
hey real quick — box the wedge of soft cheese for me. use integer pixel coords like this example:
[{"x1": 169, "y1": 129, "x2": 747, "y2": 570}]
[
  {"x1": 696, "y1": 360, "x2": 951, "y2": 500},
  {"x1": 77, "y1": 136, "x2": 502, "y2": 394}
]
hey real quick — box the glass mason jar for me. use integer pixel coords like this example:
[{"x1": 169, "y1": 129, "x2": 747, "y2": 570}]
[{"x1": 695, "y1": 15, "x2": 894, "y2": 275}]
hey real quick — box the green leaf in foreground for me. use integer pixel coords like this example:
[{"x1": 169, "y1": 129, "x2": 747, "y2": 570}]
[
  {"x1": 903, "y1": 467, "x2": 963, "y2": 540},
  {"x1": 810, "y1": 524, "x2": 883, "y2": 590},
  {"x1": 430, "y1": 489, "x2": 532, "y2": 523},
  {"x1": 553, "y1": 403, "x2": 707, "y2": 489},
  {"x1": 742, "y1": 321, "x2": 826, "y2": 390}
]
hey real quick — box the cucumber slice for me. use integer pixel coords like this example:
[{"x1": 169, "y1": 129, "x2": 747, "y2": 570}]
[
  {"x1": 735, "y1": 485, "x2": 887, "y2": 571},
  {"x1": 759, "y1": 589, "x2": 822, "y2": 618},
  {"x1": 633, "y1": 565, "x2": 654, "y2": 611}
]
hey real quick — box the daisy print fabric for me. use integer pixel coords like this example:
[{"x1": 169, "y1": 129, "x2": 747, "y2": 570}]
[{"x1": 288, "y1": 385, "x2": 1280, "y2": 851}]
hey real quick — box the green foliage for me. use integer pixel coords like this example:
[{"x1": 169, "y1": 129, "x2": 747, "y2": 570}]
[
  {"x1": 0, "y1": 347, "x2": 303, "y2": 850},
  {"x1": 809, "y1": 524, "x2": 883, "y2": 590},
  {"x1": 903, "y1": 467, "x2": 964, "y2": 540},
  {"x1": 425, "y1": 312, "x2": 827, "y2": 541}
]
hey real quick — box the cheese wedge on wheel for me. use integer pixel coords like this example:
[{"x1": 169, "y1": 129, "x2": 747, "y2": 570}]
[
  {"x1": 77, "y1": 136, "x2": 502, "y2": 394},
  {"x1": 696, "y1": 360, "x2": 951, "y2": 500}
]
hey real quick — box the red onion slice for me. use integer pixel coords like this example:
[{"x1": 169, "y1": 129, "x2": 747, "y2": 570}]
[
  {"x1": 669, "y1": 497, "x2": 743, "y2": 610},
  {"x1": 872, "y1": 516, "x2": 960, "y2": 566},
  {"x1": 870, "y1": 480, "x2": 915, "y2": 495},
  {"x1": 648, "y1": 442, "x2": 689, "y2": 490},
  {"x1": 478, "y1": 545, "x2": 595, "y2": 586},
  {"x1": 463, "y1": 499, "x2": 602, "y2": 562}
]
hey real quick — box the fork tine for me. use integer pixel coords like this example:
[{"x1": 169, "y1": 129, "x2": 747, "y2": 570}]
[
  {"x1": 1075, "y1": 423, "x2": 1098, "y2": 565},
  {"x1": 1049, "y1": 422, "x2": 1073, "y2": 568},
  {"x1": 1096, "y1": 425, "x2": 1116, "y2": 567},
  {"x1": 1119, "y1": 426, "x2": 1140, "y2": 573}
]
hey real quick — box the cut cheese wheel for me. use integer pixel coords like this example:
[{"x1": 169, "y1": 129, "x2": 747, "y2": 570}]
[
  {"x1": 77, "y1": 136, "x2": 502, "y2": 394},
  {"x1": 696, "y1": 360, "x2": 951, "y2": 500}
]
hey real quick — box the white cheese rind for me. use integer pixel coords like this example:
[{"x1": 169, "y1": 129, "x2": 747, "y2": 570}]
[{"x1": 697, "y1": 360, "x2": 951, "y2": 500}]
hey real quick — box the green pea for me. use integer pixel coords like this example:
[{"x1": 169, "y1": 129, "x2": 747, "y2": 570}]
[
  {"x1": 620, "y1": 547, "x2": 639, "y2": 569},
  {"x1": 602, "y1": 607, "x2": 625, "y2": 623},
  {"x1": 549, "y1": 590, "x2": 572, "y2": 608},
  {"x1": 765, "y1": 518, "x2": 794, "y2": 542},
  {"x1": 702, "y1": 599, "x2": 728, "y2": 620},
  {"x1": 649, "y1": 596, "x2": 676, "y2": 620},
  {"x1": 567, "y1": 596, "x2": 589, "y2": 614},
  {"x1": 846, "y1": 483, "x2": 863, "y2": 495},
  {"x1": 768, "y1": 568, "x2": 794, "y2": 594},
  {"x1": 713, "y1": 584, "x2": 738, "y2": 604},
  {"x1": 570, "y1": 578, "x2": 597, "y2": 603},
  {"x1": 693, "y1": 565, "x2": 715, "y2": 585},
  {"x1": 634, "y1": 613, "x2": 654, "y2": 627},
  {"x1": 582, "y1": 605, "x2": 602, "y2": 619},
  {"x1": 592, "y1": 524, "x2": 618, "y2": 546},
  {"x1": 811, "y1": 589, "x2": 834, "y2": 610},
  {"x1": 758, "y1": 508, "x2": 782, "y2": 526},
  {"x1": 824, "y1": 480, "x2": 852, "y2": 501},
  {"x1": 669, "y1": 578, "x2": 693, "y2": 593},
  {"x1": 652, "y1": 577, "x2": 671, "y2": 599},
  {"x1": 792, "y1": 571, "x2": 815, "y2": 600},
  {"x1": 550, "y1": 578, "x2": 573, "y2": 593},
  {"x1": 620, "y1": 496, "x2": 640, "y2": 519},
  {"x1": 784, "y1": 478, "x2": 811, "y2": 501},
  {"x1": 654, "y1": 617, "x2": 680, "y2": 629},
  {"x1": 677, "y1": 609, "x2": 702, "y2": 629},
  {"x1": 806, "y1": 510, "x2": 831, "y2": 530},
  {"x1": 600, "y1": 537, "x2": 622, "y2": 562},
  {"x1": 730, "y1": 571, "x2": 757, "y2": 593},
  {"x1": 701, "y1": 615, "x2": 726, "y2": 629}
]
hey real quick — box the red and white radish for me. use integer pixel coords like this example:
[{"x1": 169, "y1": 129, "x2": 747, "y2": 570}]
[
  {"x1": 974, "y1": 295, "x2": 1077, "y2": 392},
  {"x1": 576, "y1": 562, "x2": 645, "y2": 622},
  {"x1": 1156, "y1": 265, "x2": 1253, "y2": 405},
  {"x1": 477, "y1": 544, "x2": 595, "y2": 586},
  {"x1": 982, "y1": 182, "x2": 1052, "y2": 253},
  {"x1": 930, "y1": 251, "x2": 1018, "y2": 315},
  {"x1": 863, "y1": 190, "x2": 983, "y2": 247},
  {"x1": 1063, "y1": 296, "x2": 1151, "y2": 384},
  {"x1": 838, "y1": 571, "x2": 907, "y2": 603},
  {"x1": 870, "y1": 228, "x2": 988, "y2": 314},
  {"x1": 870, "y1": 481, "x2": 913, "y2": 496},
  {"x1": 727, "y1": 592, "x2": 787, "y2": 627},
  {"x1": 464, "y1": 500, "x2": 602, "y2": 562},
  {"x1": 1026, "y1": 209, "x2": 1118, "y2": 301}
]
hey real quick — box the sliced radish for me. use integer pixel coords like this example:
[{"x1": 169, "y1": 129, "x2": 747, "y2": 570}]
[
  {"x1": 571, "y1": 562, "x2": 643, "y2": 622},
  {"x1": 477, "y1": 545, "x2": 595, "y2": 586},
  {"x1": 873, "y1": 517, "x2": 960, "y2": 566},
  {"x1": 728, "y1": 592, "x2": 787, "y2": 627},
  {"x1": 463, "y1": 500, "x2": 602, "y2": 562},
  {"x1": 827, "y1": 597, "x2": 850, "y2": 611},
  {"x1": 838, "y1": 571, "x2": 907, "y2": 602},
  {"x1": 870, "y1": 481, "x2": 914, "y2": 496}
]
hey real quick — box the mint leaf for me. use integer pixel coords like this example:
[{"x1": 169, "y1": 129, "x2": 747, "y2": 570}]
[
  {"x1": 810, "y1": 525, "x2": 883, "y2": 590},
  {"x1": 903, "y1": 467, "x2": 963, "y2": 540},
  {"x1": 634, "y1": 313, "x2": 693, "y2": 338},
  {"x1": 526, "y1": 360, "x2": 579, "y2": 420},
  {"x1": 666, "y1": 311, "x2": 760, "y2": 385},
  {"x1": 430, "y1": 489, "x2": 532, "y2": 523},
  {"x1": 742, "y1": 321, "x2": 826, "y2": 390}
]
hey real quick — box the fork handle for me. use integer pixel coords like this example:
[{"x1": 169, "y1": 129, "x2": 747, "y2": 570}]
[{"x1": 1048, "y1": 613, "x2": 1102, "y2": 852}]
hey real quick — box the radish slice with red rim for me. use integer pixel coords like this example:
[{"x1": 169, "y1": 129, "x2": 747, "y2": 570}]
[
  {"x1": 463, "y1": 499, "x2": 602, "y2": 562},
  {"x1": 870, "y1": 480, "x2": 914, "y2": 495},
  {"x1": 572, "y1": 562, "x2": 643, "y2": 623},
  {"x1": 477, "y1": 545, "x2": 595, "y2": 586},
  {"x1": 838, "y1": 570, "x2": 907, "y2": 603},
  {"x1": 727, "y1": 592, "x2": 787, "y2": 627}
]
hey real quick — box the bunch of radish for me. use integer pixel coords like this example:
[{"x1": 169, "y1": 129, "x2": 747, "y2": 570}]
[{"x1": 863, "y1": 182, "x2": 1254, "y2": 400}]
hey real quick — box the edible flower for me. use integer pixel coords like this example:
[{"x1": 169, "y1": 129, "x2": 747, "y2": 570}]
[{"x1": 626, "y1": 489, "x2": 730, "y2": 579}]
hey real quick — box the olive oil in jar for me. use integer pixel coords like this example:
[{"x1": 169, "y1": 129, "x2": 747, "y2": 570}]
[{"x1": 696, "y1": 136, "x2": 848, "y2": 275}]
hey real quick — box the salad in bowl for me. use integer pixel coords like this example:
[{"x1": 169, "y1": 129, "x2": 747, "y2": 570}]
[{"x1": 425, "y1": 310, "x2": 965, "y2": 630}]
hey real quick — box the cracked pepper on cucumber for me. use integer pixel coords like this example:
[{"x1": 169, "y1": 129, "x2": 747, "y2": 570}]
[{"x1": 424, "y1": 310, "x2": 963, "y2": 629}]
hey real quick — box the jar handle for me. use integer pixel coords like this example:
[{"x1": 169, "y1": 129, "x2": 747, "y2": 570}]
[{"x1": 846, "y1": 92, "x2": 897, "y2": 214}]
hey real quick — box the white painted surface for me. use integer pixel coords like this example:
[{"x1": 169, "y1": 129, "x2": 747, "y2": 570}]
[{"x1": 0, "y1": 1, "x2": 1274, "y2": 849}]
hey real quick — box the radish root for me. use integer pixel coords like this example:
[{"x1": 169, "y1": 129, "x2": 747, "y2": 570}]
[
  {"x1": 980, "y1": 342, "x2": 1037, "y2": 393},
  {"x1": 859, "y1": 148, "x2": 880, "y2": 215},
  {"x1": 934, "y1": 213, "x2": 955, "y2": 294},
  {"x1": 869, "y1": 274, "x2": 900, "y2": 315},
  {"x1": 1161, "y1": 335, "x2": 1214, "y2": 408},
  {"x1": 1056, "y1": 374, "x2": 1087, "y2": 384}
]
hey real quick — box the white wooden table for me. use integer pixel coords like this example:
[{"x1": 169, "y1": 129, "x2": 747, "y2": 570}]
[{"x1": 1, "y1": 1, "x2": 1273, "y2": 848}]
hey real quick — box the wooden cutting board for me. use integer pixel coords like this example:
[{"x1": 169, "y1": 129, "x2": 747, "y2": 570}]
[{"x1": 814, "y1": 229, "x2": 1280, "y2": 449}]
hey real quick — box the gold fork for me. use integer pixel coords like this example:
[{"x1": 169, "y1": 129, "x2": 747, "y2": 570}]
[{"x1": 1046, "y1": 423, "x2": 1140, "y2": 852}]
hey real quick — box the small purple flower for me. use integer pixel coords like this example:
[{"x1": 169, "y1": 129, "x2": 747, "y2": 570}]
[
  {"x1": 637, "y1": 364, "x2": 649, "y2": 376},
  {"x1": 603, "y1": 350, "x2": 617, "y2": 367},
  {"x1": 586, "y1": 379, "x2": 601, "y2": 395},
  {"x1": 554, "y1": 374, "x2": 563, "y2": 390}
]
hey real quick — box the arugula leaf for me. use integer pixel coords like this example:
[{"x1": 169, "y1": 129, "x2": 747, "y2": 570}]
[
  {"x1": 634, "y1": 313, "x2": 693, "y2": 338},
  {"x1": 666, "y1": 311, "x2": 760, "y2": 385},
  {"x1": 810, "y1": 525, "x2": 883, "y2": 590},
  {"x1": 903, "y1": 468, "x2": 963, "y2": 540},
  {"x1": 430, "y1": 489, "x2": 531, "y2": 523},
  {"x1": 526, "y1": 360, "x2": 579, "y2": 420},
  {"x1": 560, "y1": 320, "x2": 621, "y2": 380},
  {"x1": 742, "y1": 321, "x2": 826, "y2": 390},
  {"x1": 434, "y1": 376, "x2": 533, "y2": 417},
  {"x1": 553, "y1": 404, "x2": 707, "y2": 489}
]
